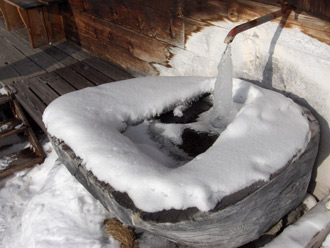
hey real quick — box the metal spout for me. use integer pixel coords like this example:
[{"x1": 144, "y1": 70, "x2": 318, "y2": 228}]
[{"x1": 224, "y1": 3, "x2": 292, "y2": 44}]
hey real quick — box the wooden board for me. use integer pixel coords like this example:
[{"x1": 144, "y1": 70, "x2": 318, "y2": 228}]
[
  {"x1": 0, "y1": 147, "x2": 44, "y2": 179},
  {"x1": 13, "y1": 80, "x2": 46, "y2": 132},
  {"x1": 69, "y1": 62, "x2": 113, "y2": 85},
  {"x1": 83, "y1": 57, "x2": 133, "y2": 81},
  {"x1": 42, "y1": 3, "x2": 65, "y2": 44},
  {"x1": 253, "y1": 0, "x2": 330, "y2": 19},
  {"x1": 0, "y1": 35, "x2": 44, "y2": 78},
  {"x1": 0, "y1": 22, "x2": 65, "y2": 72},
  {"x1": 0, "y1": 118, "x2": 25, "y2": 139},
  {"x1": 41, "y1": 45, "x2": 79, "y2": 66},
  {"x1": 0, "y1": 95, "x2": 12, "y2": 105},
  {"x1": 79, "y1": 0, "x2": 184, "y2": 47},
  {"x1": 18, "y1": 7, "x2": 49, "y2": 48},
  {"x1": 54, "y1": 41, "x2": 91, "y2": 61},
  {"x1": 65, "y1": 10, "x2": 172, "y2": 65},
  {"x1": 4, "y1": 0, "x2": 43, "y2": 10},
  {"x1": 0, "y1": 0, "x2": 23, "y2": 30},
  {"x1": 67, "y1": 31, "x2": 158, "y2": 76},
  {"x1": 39, "y1": 72, "x2": 76, "y2": 95},
  {"x1": 54, "y1": 66, "x2": 95, "y2": 89},
  {"x1": 24, "y1": 76, "x2": 59, "y2": 105},
  {"x1": 182, "y1": 0, "x2": 330, "y2": 46}
]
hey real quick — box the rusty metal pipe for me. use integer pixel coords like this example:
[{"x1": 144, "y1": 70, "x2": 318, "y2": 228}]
[{"x1": 224, "y1": 5, "x2": 292, "y2": 44}]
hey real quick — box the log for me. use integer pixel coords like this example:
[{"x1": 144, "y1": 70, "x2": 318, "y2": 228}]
[{"x1": 49, "y1": 103, "x2": 320, "y2": 248}]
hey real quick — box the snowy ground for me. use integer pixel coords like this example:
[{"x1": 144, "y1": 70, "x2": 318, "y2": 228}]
[{"x1": 0, "y1": 139, "x2": 178, "y2": 248}]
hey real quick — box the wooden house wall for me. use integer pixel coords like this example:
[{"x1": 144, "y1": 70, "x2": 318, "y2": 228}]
[{"x1": 60, "y1": 0, "x2": 330, "y2": 76}]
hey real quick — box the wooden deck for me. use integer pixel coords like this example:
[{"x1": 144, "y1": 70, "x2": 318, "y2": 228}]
[{"x1": 0, "y1": 16, "x2": 133, "y2": 132}]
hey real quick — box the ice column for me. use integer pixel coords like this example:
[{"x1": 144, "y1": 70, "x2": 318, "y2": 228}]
[{"x1": 211, "y1": 44, "x2": 237, "y2": 129}]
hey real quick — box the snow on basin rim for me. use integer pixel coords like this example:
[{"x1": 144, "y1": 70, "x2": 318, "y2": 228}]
[{"x1": 43, "y1": 76, "x2": 310, "y2": 212}]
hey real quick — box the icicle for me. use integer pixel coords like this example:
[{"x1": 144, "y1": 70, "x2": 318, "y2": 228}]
[{"x1": 211, "y1": 44, "x2": 237, "y2": 129}]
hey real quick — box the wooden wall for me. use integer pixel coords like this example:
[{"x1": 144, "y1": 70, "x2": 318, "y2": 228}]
[{"x1": 60, "y1": 0, "x2": 330, "y2": 76}]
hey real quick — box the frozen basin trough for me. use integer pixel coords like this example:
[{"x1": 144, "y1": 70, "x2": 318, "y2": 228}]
[{"x1": 43, "y1": 76, "x2": 320, "y2": 248}]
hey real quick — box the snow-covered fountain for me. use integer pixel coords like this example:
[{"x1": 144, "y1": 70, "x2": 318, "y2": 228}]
[
  {"x1": 44, "y1": 50, "x2": 319, "y2": 247},
  {"x1": 43, "y1": 6, "x2": 320, "y2": 247}
]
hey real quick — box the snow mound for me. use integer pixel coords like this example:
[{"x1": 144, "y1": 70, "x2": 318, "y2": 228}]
[{"x1": 43, "y1": 76, "x2": 310, "y2": 212}]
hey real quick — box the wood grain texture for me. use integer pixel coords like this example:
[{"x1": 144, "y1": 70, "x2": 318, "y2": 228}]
[
  {"x1": 183, "y1": 0, "x2": 330, "y2": 45},
  {"x1": 50, "y1": 102, "x2": 320, "y2": 247},
  {"x1": 4, "y1": 0, "x2": 43, "y2": 10},
  {"x1": 0, "y1": 118, "x2": 26, "y2": 139},
  {"x1": 39, "y1": 72, "x2": 76, "y2": 95},
  {"x1": 83, "y1": 57, "x2": 133, "y2": 81},
  {"x1": 66, "y1": 30, "x2": 158, "y2": 76},
  {"x1": 79, "y1": 0, "x2": 184, "y2": 47},
  {"x1": 43, "y1": 3, "x2": 65, "y2": 43},
  {"x1": 0, "y1": 148, "x2": 44, "y2": 179},
  {"x1": 0, "y1": 21, "x2": 65, "y2": 72},
  {"x1": 0, "y1": 0, "x2": 23, "y2": 30},
  {"x1": 69, "y1": 62, "x2": 113, "y2": 85},
  {"x1": 13, "y1": 80, "x2": 46, "y2": 131},
  {"x1": 64, "y1": 10, "x2": 172, "y2": 65},
  {"x1": 0, "y1": 34, "x2": 44, "y2": 78},
  {"x1": 25, "y1": 76, "x2": 59, "y2": 105},
  {"x1": 54, "y1": 66, "x2": 95, "y2": 89}
]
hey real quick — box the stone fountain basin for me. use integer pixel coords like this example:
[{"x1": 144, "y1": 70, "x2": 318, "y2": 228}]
[{"x1": 43, "y1": 76, "x2": 319, "y2": 248}]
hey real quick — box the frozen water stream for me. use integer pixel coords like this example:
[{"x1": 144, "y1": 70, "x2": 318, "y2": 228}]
[{"x1": 211, "y1": 44, "x2": 237, "y2": 129}]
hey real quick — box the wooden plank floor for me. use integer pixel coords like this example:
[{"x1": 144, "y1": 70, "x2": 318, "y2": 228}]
[{"x1": 0, "y1": 16, "x2": 133, "y2": 132}]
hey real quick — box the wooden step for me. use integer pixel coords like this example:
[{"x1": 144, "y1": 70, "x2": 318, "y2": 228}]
[
  {"x1": 0, "y1": 95, "x2": 12, "y2": 105},
  {"x1": 0, "y1": 118, "x2": 26, "y2": 139},
  {"x1": 0, "y1": 147, "x2": 44, "y2": 179}
]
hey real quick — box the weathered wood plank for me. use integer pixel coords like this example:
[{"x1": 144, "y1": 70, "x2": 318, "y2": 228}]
[
  {"x1": 55, "y1": 66, "x2": 94, "y2": 89},
  {"x1": 13, "y1": 26, "x2": 29, "y2": 40},
  {"x1": 42, "y1": 3, "x2": 65, "y2": 44},
  {"x1": 38, "y1": 0, "x2": 66, "y2": 5},
  {"x1": 4, "y1": 0, "x2": 43, "y2": 10},
  {"x1": 39, "y1": 72, "x2": 75, "y2": 95},
  {"x1": 65, "y1": 10, "x2": 172, "y2": 65},
  {"x1": 0, "y1": 66, "x2": 21, "y2": 83},
  {"x1": 41, "y1": 45, "x2": 79, "y2": 66},
  {"x1": 83, "y1": 57, "x2": 133, "y2": 81},
  {"x1": 253, "y1": 0, "x2": 330, "y2": 19},
  {"x1": 0, "y1": 118, "x2": 25, "y2": 139},
  {"x1": 17, "y1": 7, "x2": 49, "y2": 47},
  {"x1": 66, "y1": 31, "x2": 158, "y2": 76},
  {"x1": 0, "y1": 95, "x2": 12, "y2": 105},
  {"x1": 69, "y1": 62, "x2": 113, "y2": 85},
  {"x1": 54, "y1": 41, "x2": 91, "y2": 61},
  {"x1": 0, "y1": 0, "x2": 23, "y2": 30},
  {"x1": 0, "y1": 23, "x2": 65, "y2": 72},
  {"x1": 0, "y1": 35, "x2": 44, "y2": 78},
  {"x1": 13, "y1": 80, "x2": 46, "y2": 131},
  {"x1": 24, "y1": 76, "x2": 59, "y2": 105},
  {"x1": 80, "y1": 0, "x2": 184, "y2": 47},
  {"x1": 183, "y1": 0, "x2": 330, "y2": 46},
  {"x1": 0, "y1": 148, "x2": 44, "y2": 179}
]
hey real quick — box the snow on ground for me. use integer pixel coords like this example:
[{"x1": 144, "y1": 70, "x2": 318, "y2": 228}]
[
  {"x1": 43, "y1": 76, "x2": 310, "y2": 212},
  {"x1": 0, "y1": 141, "x2": 118, "y2": 248}
]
